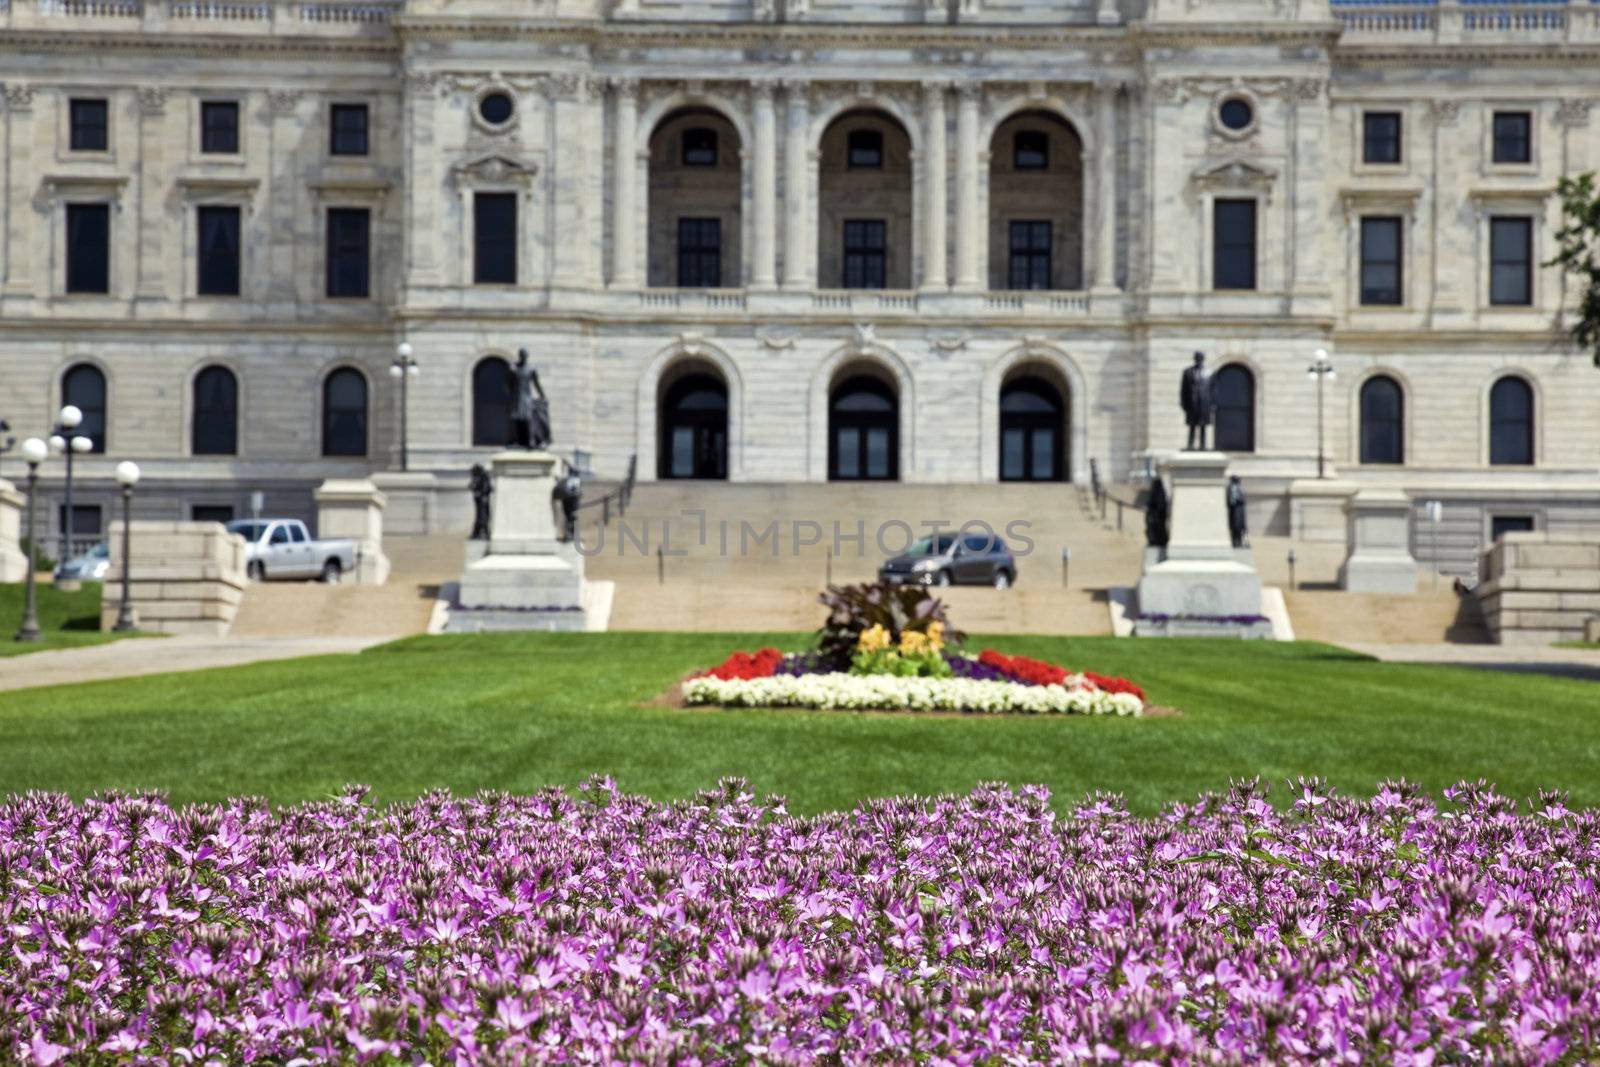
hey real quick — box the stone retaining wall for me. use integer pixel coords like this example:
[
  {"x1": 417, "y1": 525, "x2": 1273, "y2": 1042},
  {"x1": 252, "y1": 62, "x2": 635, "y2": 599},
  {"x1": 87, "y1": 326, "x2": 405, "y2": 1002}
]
[
  {"x1": 100, "y1": 521, "x2": 247, "y2": 636},
  {"x1": 1477, "y1": 533, "x2": 1600, "y2": 646}
]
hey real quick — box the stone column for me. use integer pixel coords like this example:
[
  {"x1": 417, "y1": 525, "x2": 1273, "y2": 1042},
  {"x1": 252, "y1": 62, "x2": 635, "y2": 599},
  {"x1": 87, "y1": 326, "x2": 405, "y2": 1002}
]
[
  {"x1": 266, "y1": 90, "x2": 304, "y2": 302},
  {"x1": 314, "y1": 479, "x2": 391, "y2": 585},
  {"x1": 750, "y1": 82, "x2": 778, "y2": 289},
  {"x1": 921, "y1": 82, "x2": 949, "y2": 291},
  {"x1": 782, "y1": 80, "x2": 812, "y2": 289},
  {"x1": 610, "y1": 78, "x2": 641, "y2": 288},
  {"x1": 403, "y1": 73, "x2": 441, "y2": 289},
  {"x1": 550, "y1": 74, "x2": 602, "y2": 289},
  {"x1": 1427, "y1": 100, "x2": 1464, "y2": 318},
  {"x1": 1092, "y1": 81, "x2": 1119, "y2": 292},
  {"x1": 954, "y1": 84, "x2": 982, "y2": 291},
  {"x1": 3, "y1": 83, "x2": 37, "y2": 296},
  {"x1": 133, "y1": 88, "x2": 171, "y2": 301}
]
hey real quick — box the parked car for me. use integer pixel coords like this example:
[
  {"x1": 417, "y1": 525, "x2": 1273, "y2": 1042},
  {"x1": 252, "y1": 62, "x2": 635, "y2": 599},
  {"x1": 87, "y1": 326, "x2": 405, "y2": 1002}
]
[
  {"x1": 879, "y1": 533, "x2": 1017, "y2": 589},
  {"x1": 226, "y1": 519, "x2": 356, "y2": 583},
  {"x1": 54, "y1": 540, "x2": 110, "y2": 582}
]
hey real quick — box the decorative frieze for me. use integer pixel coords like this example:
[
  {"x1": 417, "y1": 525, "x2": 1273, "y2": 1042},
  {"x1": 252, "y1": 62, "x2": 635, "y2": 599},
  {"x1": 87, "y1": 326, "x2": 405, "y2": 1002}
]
[
  {"x1": 267, "y1": 89, "x2": 302, "y2": 117},
  {"x1": 137, "y1": 87, "x2": 169, "y2": 116},
  {"x1": 1557, "y1": 99, "x2": 1592, "y2": 127},
  {"x1": 2, "y1": 83, "x2": 35, "y2": 112},
  {"x1": 1429, "y1": 99, "x2": 1461, "y2": 127}
]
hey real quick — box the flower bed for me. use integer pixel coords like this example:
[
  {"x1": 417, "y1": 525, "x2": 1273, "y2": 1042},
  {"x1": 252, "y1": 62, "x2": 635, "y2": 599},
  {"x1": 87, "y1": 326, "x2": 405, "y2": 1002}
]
[
  {"x1": 5, "y1": 780, "x2": 1597, "y2": 1063},
  {"x1": 682, "y1": 582, "x2": 1147, "y2": 715}
]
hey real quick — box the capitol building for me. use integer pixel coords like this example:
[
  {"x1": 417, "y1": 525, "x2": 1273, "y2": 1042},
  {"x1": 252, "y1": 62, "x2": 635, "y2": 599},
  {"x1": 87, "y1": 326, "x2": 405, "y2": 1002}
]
[{"x1": 2, "y1": 0, "x2": 1598, "y2": 570}]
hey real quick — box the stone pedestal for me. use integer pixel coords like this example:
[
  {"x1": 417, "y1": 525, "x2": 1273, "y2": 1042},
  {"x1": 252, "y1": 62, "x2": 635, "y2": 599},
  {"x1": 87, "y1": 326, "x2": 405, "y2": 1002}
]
[
  {"x1": 1135, "y1": 452, "x2": 1269, "y2": 638},
  {"x1": 314, "y1": 478, "x2": 390, "y2": 584},
  {"x1": 371, "y1": 471, "x2": 438, "y2": 536},
  {"x1": 100, "y1": 521, "x2": 247, "y2": 636},
  {"x1": 0, "y1": 478, "x2": 26, "y2": 583},
  {"x1": 449, "y1": 451, "x2": 592, "y2": 631},
  {"x1": 1288, "y1": 477, "x2": 1358, "y2": 543},
  {"x1": 1338, "y1": 489, "x2": 1418, "y2": 593}
]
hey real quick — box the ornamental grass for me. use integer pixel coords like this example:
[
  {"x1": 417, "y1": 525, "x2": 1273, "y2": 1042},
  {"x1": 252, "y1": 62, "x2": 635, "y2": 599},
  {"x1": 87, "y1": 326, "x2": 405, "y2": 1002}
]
[{"x1": 3, "y1": 777, "x2": 1597, "y2": 1063}]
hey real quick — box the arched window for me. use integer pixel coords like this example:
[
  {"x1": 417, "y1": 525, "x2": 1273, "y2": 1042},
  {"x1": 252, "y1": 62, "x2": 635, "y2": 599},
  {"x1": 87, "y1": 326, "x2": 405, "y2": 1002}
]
[
  {"x1": 191, "y1": 366, "x2": 238, "y2": 456},
  {"x1": 1212, "y1": 364, "x2": 1255, "y2": 453},
  {"x1": 829, "y1": 373, "x2": 898, "y2": 481},
  {"x1": 1489, "y1": 376, "x2": 1534, "y2": 466},
  {"x1": 1359, "y1": 375, "x2": 1405, "y2": 465},
  {"x1": 659, "y1": 372, "x2": 728, "y2": 480},
  {"x1": 999, "y1": 375, "x2": 1065, "y2": 482},
  {"x1": 472, "y1": 356, "x2": 513, "y2": 447},
  {"x1": 62, "y1": 363, "x2": 107, "y2": 453},
  {"x1": 322, "y1": 368, "x2": 368, "y2": 457}
]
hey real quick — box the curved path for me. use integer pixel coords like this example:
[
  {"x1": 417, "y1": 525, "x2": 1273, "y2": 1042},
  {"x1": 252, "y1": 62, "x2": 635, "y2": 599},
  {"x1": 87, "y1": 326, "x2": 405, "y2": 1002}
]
[{"x1": 0, "y1": 636, "x2": 384, "y2": 694}]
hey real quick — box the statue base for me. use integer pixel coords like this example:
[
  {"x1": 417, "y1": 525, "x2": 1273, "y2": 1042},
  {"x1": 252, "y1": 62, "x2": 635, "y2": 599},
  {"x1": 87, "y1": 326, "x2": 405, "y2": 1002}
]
[
  {"x1": 1134, "y1": 451, "x2": 1270, "y2": 639},
  {"x1": 444, "y1": 450, "x2": 604, "y2": 632}
]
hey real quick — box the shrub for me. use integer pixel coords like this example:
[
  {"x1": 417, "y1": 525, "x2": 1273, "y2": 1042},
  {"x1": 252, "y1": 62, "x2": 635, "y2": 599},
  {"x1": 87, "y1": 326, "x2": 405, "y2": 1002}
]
[{"x1": 815, "y1": 581, "x2": 965, "y2": 671}]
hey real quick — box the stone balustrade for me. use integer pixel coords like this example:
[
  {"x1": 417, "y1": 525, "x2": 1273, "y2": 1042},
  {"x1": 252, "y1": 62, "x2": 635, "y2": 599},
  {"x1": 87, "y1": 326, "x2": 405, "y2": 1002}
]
[
  {"x1": 1333, "y1": 0, "x2": 1600, "y2": 44},
  {"x1": 0, "y1": 0, "x2": 401, "y2": 31}
]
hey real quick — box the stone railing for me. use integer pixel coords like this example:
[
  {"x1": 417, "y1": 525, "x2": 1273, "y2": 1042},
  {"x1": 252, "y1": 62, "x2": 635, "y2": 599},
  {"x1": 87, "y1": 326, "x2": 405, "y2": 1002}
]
[
  {"x1": 1332, "y1": 0, "x2": 1600, "y2": 44},
  {"x1": 2, "y1": 0, "x2": 401, "y2": 30},
  {"x1": 620, "y1": 287, "x2": 1102, "y2": 318}
]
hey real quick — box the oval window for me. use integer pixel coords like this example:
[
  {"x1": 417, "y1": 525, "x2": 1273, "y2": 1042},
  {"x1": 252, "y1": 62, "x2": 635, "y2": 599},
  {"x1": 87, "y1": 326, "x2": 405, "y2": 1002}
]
[
  {"x1": 1218, "y1": 97, "x2": 1254, "y2": 132},
  {"x1": 478, "y1": 92, "x2": 514, "y2": 126}
]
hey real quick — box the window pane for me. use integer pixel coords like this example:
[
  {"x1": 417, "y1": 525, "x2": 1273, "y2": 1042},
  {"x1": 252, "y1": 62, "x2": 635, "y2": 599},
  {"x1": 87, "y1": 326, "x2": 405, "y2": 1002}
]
[
  {"x1": 843, "y1": 219, "x2": 886, "y2": 289},
  {"x1": 847, "y1": 130, "x2": 882, "y2": 168},
  {"x1": 670, "y1": 427, "x2": 695, "y2": 477},
  {"x1": 326, "y1": 208, "x2": 371, "y2": 298},
  {"x1": 472, "y1": 358, "x2": 512, "y2": 445},
  {"x1": 1489, "y1": 217, "x2": 1531, "y2": 306},
  {"x1": 1030, "y1": 428, "x2": 1055, "y2": 480},
  {"x1": 1001, "y1": 428, "x2": 1025, "y2": 481},
  {"x1": 65, "y1": 203, "x2": 110, "y2": 294},
  {"x1": 201, "y1": 101, "x2": 238, "y2": 154},
  {"x1": 1213, "y1": 199, "x2": 1257, "y2": 290},
  {"x1": 1489, "y1": 378, "x2": 1533, "y2": 465},
  {"x1": 330, "y1": 104, "x2": 369, "y2": 156},
  {"x1": 1362, "y1": 112, "x2": 1401, "y2": 164},
  {"x1": 677, "y1": 217, "x2": 721, "y2": 287},
  {"x1": 682, "y1": 128, "x2": 716, "y2": 166},
  {"x1": 1014, "y1": 131, "x2": 1047, "y2": 169},
  {"x1": 70, "y1": 99, "x2": 108, "y2": 152},
  {"x1": 1360, "y1": 377, "x2": 1404, "y2": 464},
  {"x1": 864, "y1": 428, "x2": 890, "y2": 479},
  {"x1": 1212, "y1": 365, "x2": 1255, "y2": 452},
  {"x1": 1360, "y1": 217, "x2": 1403, "y2": 306},
  {"x1": 474, "y1": 193, "x2": 517, "y2": 284},
  {"x1": 1492, "y1": 112, "x2": 1531, "y2": 164},
  {"x1": 835, "y1": 429, "x2": 860, "y2": 479},
  {"x1": 62, "y1": 364, "x2": 107, "y2": 452},
  {"x1": 192, "y1": 367, "x2": 238, "y2": 456},
  {"x1": 197, "y1": 206, "x2": 241, "y2": 296},
  {"x1": 322, "y1": 369, "x2": 368, "y2": 457}
]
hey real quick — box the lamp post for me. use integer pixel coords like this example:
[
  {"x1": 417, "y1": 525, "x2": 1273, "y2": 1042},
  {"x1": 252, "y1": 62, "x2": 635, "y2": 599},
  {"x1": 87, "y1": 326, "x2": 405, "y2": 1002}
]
[
  {"x1": 14, "y1": 437, "x2": 49, "y2": 643},
  {"x1": 112, "y1": 461, "x2": 141, "y2": 633},
  {"x1": 1306, "y1": 348, "x2": 1336, "y2": 480},
  {"x1": 49, "y1": 404, "x2": 93, "y2": 568},
  {"x1": 389, "y1": 341, "x2": 420, "y2": 472}
]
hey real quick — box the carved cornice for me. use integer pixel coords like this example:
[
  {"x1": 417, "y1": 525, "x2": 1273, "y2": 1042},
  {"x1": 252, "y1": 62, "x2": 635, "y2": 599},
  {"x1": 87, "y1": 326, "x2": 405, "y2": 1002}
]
[
  {"x1": 450, "y1": 150, "x2": 540, "y2": 188},
  {"x1": 1150, "y1": 75, "x2": 1308, "y2": 106},
  {"x1": 1191, "y1": 157, "x2": 1278, "y2": 196}
]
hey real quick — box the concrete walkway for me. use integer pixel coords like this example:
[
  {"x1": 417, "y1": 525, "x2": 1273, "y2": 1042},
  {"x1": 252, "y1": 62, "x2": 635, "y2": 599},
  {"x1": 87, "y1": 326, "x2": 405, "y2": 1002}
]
[
  {"x1": 1343, "y1": 642, "x2": 1600, "y2": 683},
  {"x1": 0, "y1": 635, "x2": 385, "y2": 694}
]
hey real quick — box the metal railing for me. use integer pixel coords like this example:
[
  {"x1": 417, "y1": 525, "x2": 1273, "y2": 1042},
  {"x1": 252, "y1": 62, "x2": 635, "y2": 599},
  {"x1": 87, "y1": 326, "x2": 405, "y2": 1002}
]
[
  {"x1": 1088, "y1": 458, "x2": 1146, "y2": 535},
  {"x1": 575, "y1": 453, "x2": 637, "y2": 530}
]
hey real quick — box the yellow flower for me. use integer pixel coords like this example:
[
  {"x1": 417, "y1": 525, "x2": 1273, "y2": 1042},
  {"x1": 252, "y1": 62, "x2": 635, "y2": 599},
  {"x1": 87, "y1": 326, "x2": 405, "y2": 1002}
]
[
  {"x1": 857, "y1": 624, "x2": 890, "y2": 653},
  {"x1": 899, "y1": 629, "x2": 928, "y2": 655},
  {"x1": 927, "y1": 621, "x2": 945, "y2": 650}
]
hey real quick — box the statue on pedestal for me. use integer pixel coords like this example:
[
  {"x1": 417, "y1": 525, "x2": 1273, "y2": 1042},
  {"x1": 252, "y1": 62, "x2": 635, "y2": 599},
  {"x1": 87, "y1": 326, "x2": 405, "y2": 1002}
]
[
  {"x1": 1144, "y1": 476, "x2": 1170, "y2": 549},
  {"x1": 1180, "y1": 351, "x2": 1214, "y2": 451},
  {"x1": 508, "y1": 349, "x2": 552, "y2": 450},
  {"x1": 1227, "y1": 474, "x2": 1248, "y2": 548},
  {"x1": 552, "y1": 467, "x2": 582, "y2": 543},
  {"x1": 468, "y1": 464, "x2": 493, "y2": 540}
]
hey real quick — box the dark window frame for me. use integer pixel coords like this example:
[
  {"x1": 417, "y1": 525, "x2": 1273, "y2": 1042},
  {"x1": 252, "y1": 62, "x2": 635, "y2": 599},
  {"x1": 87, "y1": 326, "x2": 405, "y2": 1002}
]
[
  {"x1": 1007, "y1": 219, "x2": 1052, "y2": 291},
  {"x1": 65, "y1": 202, "x2": 111, "y2": 295},
  {"x1": 1013, "y1": 130, "x2": 1048, "y2": 170},
  {"x1": 69, "y1": 98, "x2": 109, "y2": 153},
  {"x1": 196, "y1": 204, "x2": 242, "y2": 297},
  {"x1": 681, "y1": 127, "x2": 718, "y2": 167},
  {"x1": 1488, "y1": 376, "x2": 1535, "y2": 466},
  {"x1": 330, "y1": 103, "x2": 370, "y2": 157},
  {"x1": 62, "y1": 363, "x2": 108, "y2": 453},
  {"x1": 1359, "y1": 375, "x2": 1406, "y2": 465},
  {"x1": 200, "y1": 100, "x2": 240, "y2": 155},
  {"x1": 846, "y1": 129, "x2": 884, "y2": 169},
  {"x1": 1362, "y1": 111, "x2": 1403, "y2": 165},
  {"x1": 842, "y1": 218, "x2": 887, "y2": 289},
  {"x1": 473, "y1": 191, "x2": 518, "y2": 285},
  {"x1": 471, "y1": 356, "x2": 513, "y2": 447},
  {"x1": 325, "y1": 207, "x2": 371, "y2": 299},
  {"x1": 1212, "y1": 363, "x2": 1256, "y2": 453},
  {"x1": 1492, "y1": 110, "x2": 1532, "y2": 165},
  {"x1": 1359, "y1": 215, "x2": 1404, "y2": 306},
  {"x1": 321, "y1": 367, "x2": 369, "y2": 457},
  {"x1": 1489, "y1": 215, "x2": 1533, "y2": 307},
  {"x1": 191, "y1": 365, "x2": 239, "y2": 457},
  {"x1": 1212, "y1": 198, "x2": 1258, "y2": 291},
  {"x1": 676, "y1": 217, "x2": 722, "y2": 288}
]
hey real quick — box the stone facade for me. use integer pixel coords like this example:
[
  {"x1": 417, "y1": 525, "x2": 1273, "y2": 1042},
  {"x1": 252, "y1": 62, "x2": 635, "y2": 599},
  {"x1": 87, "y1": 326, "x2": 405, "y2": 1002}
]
[{"x1": 2, "y1": 0, "x2": 1598, "y2": 573}]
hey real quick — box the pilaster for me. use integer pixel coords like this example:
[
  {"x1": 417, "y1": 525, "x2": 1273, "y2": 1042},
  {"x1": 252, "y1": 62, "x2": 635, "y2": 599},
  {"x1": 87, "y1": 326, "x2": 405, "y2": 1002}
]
[
  {"x1": 782, "y1": 80, "x2": 813, "y2": 290},
  {"x1": 2, "y1": 83, "x2": 36, "y2": 297},
  {"x1": 1092, "y1": 80, "x2": 1120, "y2": 294},
  {"x1": 403, "y1": 73, "x2": 442, "y2": 289},
  {"x1": 750, "y1": 81, "x2": 778, "y2": 289},
  {"x1": 954, "y1": 84, "x2": 982, "y2": 291},
  {"x1": 610, "y1": 78, "x2": 641, "y2": 289},
  {"x1": 921, "y1": 82, "x2": 949, "y2": 291},
  {"x1": 134, "y1": 87, "x2": 171, "y2": 302}
]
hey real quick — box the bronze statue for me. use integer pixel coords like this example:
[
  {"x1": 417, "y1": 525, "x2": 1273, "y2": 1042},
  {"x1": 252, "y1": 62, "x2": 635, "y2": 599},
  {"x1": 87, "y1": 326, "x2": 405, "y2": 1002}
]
[
  {"x1": 1144, "y1": 476, "x2": 1170, "y2": 549},
  {"x1": 1227, "y1": 474, "x2": 1248, "y2": 549},
  {"x1": 551, "y1": 468, "x2": 582, "y2": 543},
  {"x1": 1180, "y1": 351, "x2": 1213, "y2": 451},
  {"x1": 508, "y1": 349, "x2": 552, "y2": 450},
  {"x1": 468, "y1": 463, "x2": 493, "y2": 540}
]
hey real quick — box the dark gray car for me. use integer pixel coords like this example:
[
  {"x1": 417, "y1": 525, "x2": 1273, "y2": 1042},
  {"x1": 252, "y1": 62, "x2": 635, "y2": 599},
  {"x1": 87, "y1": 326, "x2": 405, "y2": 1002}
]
[{"x1": 879, "y1": 533, "x2": 1017, "y2": 589}]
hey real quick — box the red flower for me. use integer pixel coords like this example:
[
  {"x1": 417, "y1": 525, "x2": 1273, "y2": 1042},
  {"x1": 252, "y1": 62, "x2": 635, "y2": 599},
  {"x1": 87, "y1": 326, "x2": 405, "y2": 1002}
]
[
  {"x1": 978, "y1": 650, "x2": 1145, "y2": 699},
  {"x1": 695, "y1": 647, "x2": 785, "y2": 681},
  {"x1": 1082, "y1": 671, "x2": 1147, "y2": 702}
]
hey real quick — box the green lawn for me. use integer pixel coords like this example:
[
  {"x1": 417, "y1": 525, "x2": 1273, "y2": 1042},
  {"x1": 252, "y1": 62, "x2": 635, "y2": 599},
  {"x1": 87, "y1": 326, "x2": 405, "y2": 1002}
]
[
  {"x1": 2, "y1": 632, "x2": 1597, "y2": 814},
  {"x1": 0, "y1": 580, "x2": 126, "y2": 656}
]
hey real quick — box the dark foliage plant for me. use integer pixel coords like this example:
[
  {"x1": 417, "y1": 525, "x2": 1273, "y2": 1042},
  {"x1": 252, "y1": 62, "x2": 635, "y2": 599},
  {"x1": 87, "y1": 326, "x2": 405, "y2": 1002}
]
[
  {"x1": 814, "y1": 581, "x2": 965, "y2": 670},
  {"x1": 1548, "y1": 172, "x2": 1600, "y2": 367}
]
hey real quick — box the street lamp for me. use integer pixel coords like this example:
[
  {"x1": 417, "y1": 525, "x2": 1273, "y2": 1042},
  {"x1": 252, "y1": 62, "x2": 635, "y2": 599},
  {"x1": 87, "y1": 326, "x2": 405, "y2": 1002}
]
[
  {"x1": 389, "y1": 341, "x2": 420, "y2": 472},
  {"x1": 112, "y1": 461, "x2": 141, "y2": 633},
  {"x1": 49, "y1": 404, "x2": 93, "y2": 569},
  {"x1": 14, "y1": 437, "x2": 49, "y2": 643},
  {"x1": 1306, "y1": 347, "x2": 1336, "y2": 480}
]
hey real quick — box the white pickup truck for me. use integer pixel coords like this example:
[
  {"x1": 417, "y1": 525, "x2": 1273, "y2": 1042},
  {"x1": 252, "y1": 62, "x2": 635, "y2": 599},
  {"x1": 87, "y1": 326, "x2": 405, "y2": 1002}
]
[{"x1": 226, "y1": 519, "x2": 357, "y2": 583}]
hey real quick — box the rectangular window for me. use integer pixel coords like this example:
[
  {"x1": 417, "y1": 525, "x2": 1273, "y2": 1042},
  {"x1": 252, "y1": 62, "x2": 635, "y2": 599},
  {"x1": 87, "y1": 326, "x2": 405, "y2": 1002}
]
[
  {"x1": 191, "y1": 505, "x2": 235, "y2": 524},
  {"x1": 330, "y1": 103, "x2": 369, "y2": 157},
  {"x1": 65, "y1": 203, "x2": 110, "y2": 294},
  {"x1": 847, "y1": 130, "x2": 883, "y2": 169},
  {"x1": 58, "y1": 504, "x2": 103, "y2": 555},
  {"x1": 200, "y1": 101, "x2": 239, "y2": 154},
  {"x1": 681, "y1": 128, "x2": 717, "y2": 167},
  {"x1": 1014, "y1": 131, "x2": 1048, "y2": 170},
  {"x1": 69, "y1": 98, "x2": 108, "y2": 152},
  {"x1": 473, "y1": 192, "x2": 517, "y2": 284},
  {"x1": 1212, "y1": 198, "x2": 1257, "y2": 291},
  {"x1": 676, "y1": 217, "x2": 722, "y2": 288},
  {"x1": 1490, "y1": 515, "x2": 1535, "y2": 542},
  {"x1": 1359, "y1": 216, "x2": 1403, "y2": 306},
  {"x1": 1489, "y1": 216, "x2": 1532, "y2": 306},
  {"x1": 1007, "y1": 220, "x2": 1052, "y2": 291},
  {"x1": 1362, "y1": 111, "x2": 1402, "y2": 164},
  {"x1": 1492, "y1": 111, "x2": 1532, "y2": 164},
  {"x1": 197, "y1": 205, "x2": 242, "y2": 296},
  {"x1": 325, "y1": 207, "x2": 371, "y2": 299},
  {"x1": 842, "y1": 219, "x2": 887, "y2": 289}
]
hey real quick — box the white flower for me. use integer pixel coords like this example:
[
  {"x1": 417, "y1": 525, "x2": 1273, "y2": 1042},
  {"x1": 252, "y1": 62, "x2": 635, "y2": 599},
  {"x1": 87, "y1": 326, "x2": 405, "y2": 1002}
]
[{"x1": 681, "y1": 672, "x2": 1143, "y2": 717}]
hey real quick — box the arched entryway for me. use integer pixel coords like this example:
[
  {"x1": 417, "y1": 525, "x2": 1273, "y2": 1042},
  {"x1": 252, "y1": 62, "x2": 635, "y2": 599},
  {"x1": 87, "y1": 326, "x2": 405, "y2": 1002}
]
[
  {"x1": 648, "y1": 108, "x2": 743, "y2": 288},
  {"x1": 818, "y1": 109, "x2": 913, "y2": 290},
  {"x1": 658, "y1": 366, "x2": 729, "y2": 479},
  {"x1": 829, "y1": 371, "x2": 899, "y2": 481},
  {"x1": 999, "y1": 373, "x2": 1066, "y2": 482},
  {"x1": 471, "y1": 356, "x2": 512, "y2": 447}
]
